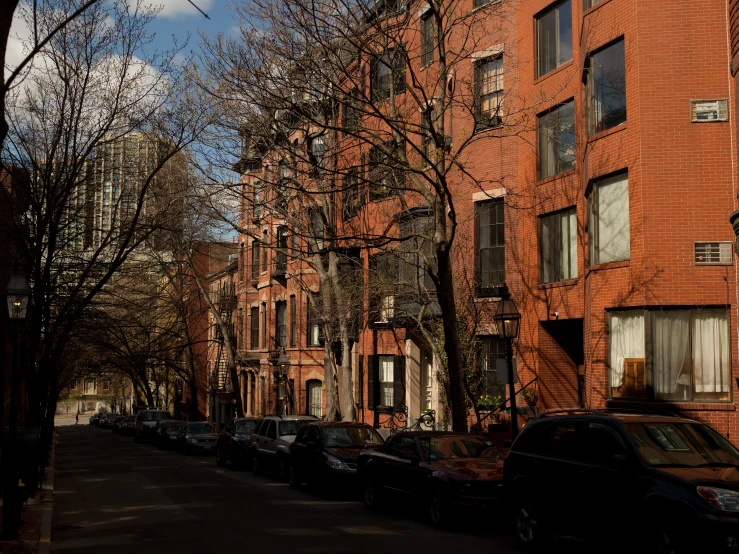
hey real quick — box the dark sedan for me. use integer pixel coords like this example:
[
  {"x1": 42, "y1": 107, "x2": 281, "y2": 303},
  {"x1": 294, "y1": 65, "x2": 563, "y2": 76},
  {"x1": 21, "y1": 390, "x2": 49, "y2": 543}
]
[
  {"x1": 123, "y1": 415, "x2": 136, "y2": 436},
  {"x1": 289, "y1": 422, "x2": 384, "y2": 491},
  {"x1": 358, "y1": 431, "x2": 505, "y2": 527},
  {"x1": 179, "y1": 422, "x2": 218, "y2": 454},
  {"x1": 112, "y1": 416, "x2": 127, "y2": 433},
  {"x1": 216, "y1": 417, "x2": 259, "y2": 469},
  {"x1": 157, "y1": 421, "x2": 186, "y2": 448}
]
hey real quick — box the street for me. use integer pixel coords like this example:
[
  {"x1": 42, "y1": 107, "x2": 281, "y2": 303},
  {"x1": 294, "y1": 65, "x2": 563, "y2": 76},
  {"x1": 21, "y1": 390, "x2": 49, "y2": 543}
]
[{"x1": 50, "y1": 424, "x2": 611, "y2": 554}]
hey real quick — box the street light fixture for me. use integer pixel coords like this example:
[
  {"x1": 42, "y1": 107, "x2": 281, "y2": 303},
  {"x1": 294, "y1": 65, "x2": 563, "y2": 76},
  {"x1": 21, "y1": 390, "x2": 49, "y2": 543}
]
[
  {"x1": 493, "y1": 284, "x2": 521, "y2": 440},
  {"x1": 5, "y1": 273, "x2": 30, "y2": 320}
]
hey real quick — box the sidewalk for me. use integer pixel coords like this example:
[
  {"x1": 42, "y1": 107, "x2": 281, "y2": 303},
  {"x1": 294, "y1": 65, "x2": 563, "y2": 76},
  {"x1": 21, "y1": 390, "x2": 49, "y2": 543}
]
[{"x1": 0, "y1": 433, "x2": 55, "y2": 554}]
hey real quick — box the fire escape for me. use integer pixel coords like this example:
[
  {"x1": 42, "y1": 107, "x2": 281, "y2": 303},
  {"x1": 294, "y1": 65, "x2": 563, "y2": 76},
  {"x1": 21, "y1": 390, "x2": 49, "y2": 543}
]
[{"x1": 210, "y1": 280, "x2": 237, "y2": 394}]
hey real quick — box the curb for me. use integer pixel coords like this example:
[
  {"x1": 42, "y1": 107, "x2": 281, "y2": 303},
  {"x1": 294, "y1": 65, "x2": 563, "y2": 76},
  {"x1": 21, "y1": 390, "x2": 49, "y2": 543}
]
[{"x1": 37, "y1": 432, "x2": 55, "y2": 554}]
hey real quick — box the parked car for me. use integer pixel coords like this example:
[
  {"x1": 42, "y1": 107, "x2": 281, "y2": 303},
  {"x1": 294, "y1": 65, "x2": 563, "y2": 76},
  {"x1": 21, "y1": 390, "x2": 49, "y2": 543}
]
[
  {"x1": 289, "y1": 422, "x2": 384, "y2": 491},
  {"x1": 157, "y1": 421, "x2": 186, "y2": 448},
  {"x1": 216, "y1": 417, "x2": 260, "y2": 468},
  {"x1": 134, "y1": 409, "x2": 170, "y2": 442},
  {"x1": 99, "y1": 413, "x2": 115, "y2": 429},
  {"x1": 124, "y1": 415, "x2": 136, "y2": 436},
  {"x1": 112, "y1": 416, "x2": 127, "y2": 433},
  {"x1": 89, "y1": 414, "x2": 100, "y2": 426},
  {"x1": 504, "y1": 410, "x2": 739, "y2": 553},
  {"x1": 179, "y1": 422, "x2": 219, "y2": 454},
  {"x1": 358, "y1": 431, "x2": 505, "y2": 527},
  {"x1": 250, "y1": 415, "x2": 319, "y2": 479}
]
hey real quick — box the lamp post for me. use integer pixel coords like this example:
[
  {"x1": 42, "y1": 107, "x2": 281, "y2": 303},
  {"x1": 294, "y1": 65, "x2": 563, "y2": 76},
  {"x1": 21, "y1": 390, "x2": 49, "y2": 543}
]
[
  {"x1": 493, "y1": 284, "x2": 521, "y2": 441},
  {"x1": 3, "y1": 271, "x2": 30, "y2": 539}
]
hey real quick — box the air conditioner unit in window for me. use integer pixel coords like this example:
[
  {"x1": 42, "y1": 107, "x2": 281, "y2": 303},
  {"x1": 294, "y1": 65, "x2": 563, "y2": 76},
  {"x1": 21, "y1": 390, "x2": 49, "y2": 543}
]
[{"x1": 694, "y1": 242, "x2": 733, "y2": 265}]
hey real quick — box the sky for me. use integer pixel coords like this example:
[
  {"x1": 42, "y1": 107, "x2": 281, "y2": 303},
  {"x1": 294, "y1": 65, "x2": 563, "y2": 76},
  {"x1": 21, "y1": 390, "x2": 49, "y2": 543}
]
[{"x1": 5, "y1": 0, "x2": 241, "y2": 75}]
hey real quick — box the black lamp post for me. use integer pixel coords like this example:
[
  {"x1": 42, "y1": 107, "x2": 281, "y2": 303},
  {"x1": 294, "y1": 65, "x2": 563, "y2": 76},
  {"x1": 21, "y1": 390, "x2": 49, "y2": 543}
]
[
  {"x1": 3, "y1": 271, "x2": 30, "y2": 539},
  {"x1": 493, "y1": 284, "x2": 521, "y2": 440}
]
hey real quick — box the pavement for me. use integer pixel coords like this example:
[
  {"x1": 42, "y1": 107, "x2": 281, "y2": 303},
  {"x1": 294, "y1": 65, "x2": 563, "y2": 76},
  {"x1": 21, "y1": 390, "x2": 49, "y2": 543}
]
[{"x1": 51, "y1": 425, "x2": 608, "y2": 554}]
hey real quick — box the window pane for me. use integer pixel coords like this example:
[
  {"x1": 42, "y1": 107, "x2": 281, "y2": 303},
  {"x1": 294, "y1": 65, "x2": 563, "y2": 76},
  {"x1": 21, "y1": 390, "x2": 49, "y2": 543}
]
[
  {"x1": 538, "y1": 101, "x2": 575, "y2": 179},
  {"x1": 595, "y1": 173, "x2": 630, "y2": 264},
  {"x1": 379, "y1": 356, "x2": 394, "y2": 406},
  {"x1": 590, "y1": 40, "x2": 626, "y2": 134},
  {"x1": 692, "y1": 310, "x2": 730, "y2": 400},
  {"x1": 540, "y1": 208, "x2": 576, "y2": 283},
  {"x1": 609, "y1": 311, "x2": 645, "y2": 398},
  {"x1": 536, "y1": 1, "x2": 572, "y2": 77},
  {"x1": 653, "y1": 311, "x2": 691, "y2": 401}
]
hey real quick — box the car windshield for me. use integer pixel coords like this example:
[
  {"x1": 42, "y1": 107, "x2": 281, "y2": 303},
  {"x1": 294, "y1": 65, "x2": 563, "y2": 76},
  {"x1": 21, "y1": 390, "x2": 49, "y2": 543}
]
[
  {"x1": 627, "y1": 422, "x2": 739, "y2": 468},
  {"x1": 143, "y1": 411, "x2": 169, "y2": 421},
  {"x1": 187, "y1": 423, "x2": 217, "y2": 434},
  {"x1": 418, "y1": 436, "x2": 501, "y2": 461},
  {"x1": 235, "y1": 421, "x2": 257, "y2": 434},
  {"x1": 322, "y1": 426, "x2": 384, "y2": 447},
  {"x1": 279, "y1": 420, "x2": 304, "y2": 437},
  {"x1": 166, "y1": 423, "x2": 185, "y2": 432}
]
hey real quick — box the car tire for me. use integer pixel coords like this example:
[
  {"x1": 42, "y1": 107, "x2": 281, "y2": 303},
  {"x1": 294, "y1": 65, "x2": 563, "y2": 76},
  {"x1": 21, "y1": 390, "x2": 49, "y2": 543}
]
[
  {"x1": 252, "y1": 453, "x2": 263, "y2": 475},
  {"x1": 514, "y1": 496, "x2": 550, "y2": 550},
  {"x1": 288, "y1": 464, "x2": 301, "y2": 489},
  {"x1": 363, "y1": 477, "x2": 384, "y2": 511},
  {"x1": 428, "y1": 489, "x2": 448, "y2": 528}
]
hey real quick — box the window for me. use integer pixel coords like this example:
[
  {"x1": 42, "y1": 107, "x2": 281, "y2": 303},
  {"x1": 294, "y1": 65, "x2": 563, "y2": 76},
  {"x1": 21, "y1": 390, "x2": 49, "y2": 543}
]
[
  {"x1": 369, "y1": 252, "x2": 399, "y2": 323},
  {"x1": 289, "y1": 295, "x2": 297, "y2": 347},
  {"x1": 342, "y1": 88, "x2": 360, "y2": 132},
  {"x1": 307, "y1": 380, "x2": 323, "y2": 417},
  {"x1": 379, "y1": 355, "x2": 395, "y2": 406},
  {"x1": 103, "y1": 379, "x2": 110, "y2": 391},
  {"x1": 275, "y1": 226, "x2": 288, "y2": 275},
  {"x1": 369, "y1": 141, "x2": 405, "y2": 200},
  {"x1": 342, "y1": 169, "x2": 363, "y2": 221},
  {"x1": 475, "y1": 56, "x2": 504, "y2": 130},
  {"x1": 588, "y1": 172, "x2": 629, "y2": 265},
  {"x1": 84, "y1": 379, "x2": 96, "y2": 394},
  {"x1": 421, "y1": 107, "x2": 436, "y2": 163},
  {"x1": 261, "y1": 302, "x2": 267, "y2": 349},
  {"x1": 388, "y1": 435, "x2": 418, "y2": 459},
  {"x1": 583, "y1": 0, "x2": 603, "y2": 10},
  {"x1": 420, "y1": 11, "x2": 434, "y2": 66},
  {"x1": 399, "y1": 210, "x2": 435, "y2": 294},
  {"x1": 538, "y1": 100, "x2": 575, "y2": 179},
  {"x1": 276, "y1": 301, "x2": 287, "y2": 348},
  {"x1": 474, "y1": 0, "x2": 493, "y2": 7},
  {"x1": 536, "y1": 0, "x2": 572, "y2": 78},
  {"x1": 540, "y1": 208, "x2": 577, "y2": 283},
  {"x1": 310, "y1": 136, "x2": 325, "y2": 176},
  {"x1": 239, "y1": 244, "x2": 245, "y2": 281},
  {"x1": 479, "y1": 337, "x2": 506, "y2": 399},
  {"x1": 371, "y1": 48, "x2": 406, "y2": 100},
  {"x1": 251, "y1": 240, "x2": 260, "y2": 281},
  {"x1": 253, "y1": 181, "x2": 263, "y2": 221},
  {"x1": 308, "y1": 210, "x2": 324, "y2": 254},
  {"x1": 261, "y1": 230, "x2": 268, "y2": 272},
  {"x1": 587, "y1": 39, "x2": 626, "y2": 135},
  {"x1": 307, "y1": 296, "x2": 322, "y2": 346},
  {"x1": 609, "y1": 309, "x2": 731, "y2": 402},
  {"x1": 475, "y1": 199, "x2": 505, "y2": 295},
  {"x1": 690, "y1": 100, "x2": 728, "y2": 122},
  {"x1": 695, "y1": 242, "x2": 732, "y2": 265},
  {"x1": 250, "y1": 307, "x2": 259, "y2": 349}
]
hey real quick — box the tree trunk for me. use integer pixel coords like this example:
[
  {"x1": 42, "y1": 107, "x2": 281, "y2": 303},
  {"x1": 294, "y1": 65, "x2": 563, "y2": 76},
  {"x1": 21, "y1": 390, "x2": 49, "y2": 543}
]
[
  {"x1": 338, "y1": 324, "x2": 355, "y2": 421},
  {"x1": 436, "y1": 248, "x2": 468, "y2": 432},
  {"x1": 323, "y1": 342, "x2": 340, "y2": 421}
]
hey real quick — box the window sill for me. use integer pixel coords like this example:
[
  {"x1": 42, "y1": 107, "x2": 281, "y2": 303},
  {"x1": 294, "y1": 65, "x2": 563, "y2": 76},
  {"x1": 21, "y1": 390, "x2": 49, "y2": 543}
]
[
  {"x1": 584, "y1": 0, "x2": 615, "y2": 18},
  {"x1": 534, "y1": 59, "x2": 574, "y2": 85},
  {"x1": 537, "y1": 278, "x2": 579, "y2": 290},
  {"x1": 474, "y1": 121, "x2": 504, "y2": 136},
  {"x1": 536, "y1": 168, "x2": 577, "y2": 186},
  {"x1": 606, "y1": 400, "x2": 735, "y2": 412},
  {"x1": 587, "y1": 260, "x2": 630, "y2": 274},
  {"x1": 586, "y1": 122, "x2": 627, "y2": 145}
]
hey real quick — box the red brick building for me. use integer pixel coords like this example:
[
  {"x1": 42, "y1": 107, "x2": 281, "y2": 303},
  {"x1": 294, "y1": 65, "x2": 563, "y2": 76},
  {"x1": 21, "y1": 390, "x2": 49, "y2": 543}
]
[{"x1": 231, "y1": 0, "x2": 739, "y2": 438}]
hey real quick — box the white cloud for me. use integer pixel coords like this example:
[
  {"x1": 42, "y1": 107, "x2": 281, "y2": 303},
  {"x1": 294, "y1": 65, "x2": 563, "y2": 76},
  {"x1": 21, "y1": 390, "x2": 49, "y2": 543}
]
[
  {"x1": 155, "y1": 0, "x2": 214, "y2": 19},
  {"x1": 5, "y1": 8, "x2": 33, "y2": 80}
]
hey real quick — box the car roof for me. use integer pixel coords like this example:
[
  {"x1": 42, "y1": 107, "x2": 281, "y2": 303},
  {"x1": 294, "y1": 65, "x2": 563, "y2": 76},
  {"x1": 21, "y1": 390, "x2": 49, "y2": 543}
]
[
  {"x1": 311, "y1": 422, "x2": 376, "y2": 428},
  {"x1": 262, "y1": 415, "x2": 319, "y2": 421},
  {"x1": 534, "y1": 408, "x2": 699, "y2": 425},
  {"x1": 391, "y1": 431, "x2": 483, "y2": 438}
]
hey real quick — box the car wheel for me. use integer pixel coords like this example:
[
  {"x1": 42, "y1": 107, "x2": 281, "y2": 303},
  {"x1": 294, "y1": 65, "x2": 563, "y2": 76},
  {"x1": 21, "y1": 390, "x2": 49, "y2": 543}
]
[
  {"x1": 288, "y1": 464, "x2": 301, "y2": 489},
  {"x1": 252, "y1": 453, "x2": 263, "y2": 475},
  {"x1": 277, "y1": 456, "x2": 289, "y2": 482},
  {"x1": 428, "y1": 489, "x2": 448, "y2": 528},
  {"x1": 363, "y1": 477, "x2": 384, "y2": 511},
  {"x1": 515, "y1": 497, "x2": 549, "y2": 550}
]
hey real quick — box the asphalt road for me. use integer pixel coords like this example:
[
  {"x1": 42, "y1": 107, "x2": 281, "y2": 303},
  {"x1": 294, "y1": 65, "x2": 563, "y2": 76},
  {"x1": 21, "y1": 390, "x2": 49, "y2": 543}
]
[{"x1": 51, "y1": 424, "x2": 602, "y2": 554}]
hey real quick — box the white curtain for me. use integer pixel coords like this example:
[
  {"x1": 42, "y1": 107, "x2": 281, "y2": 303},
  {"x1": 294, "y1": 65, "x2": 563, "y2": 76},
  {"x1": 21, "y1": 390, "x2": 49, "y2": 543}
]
[
  {"x1": 561, "y1": 209, "x2": 577, "y2": 280},
  {"x1": 653, "y1": 311, "x2": 690, "y2": 400},
  {"x1": 380, "y1": 356, "x2": 395, "y2": 406},
  {"x1": 610, "y1": 311, "x2": 644, "y2": 387},
  {"x1": 692, "y1": 310, "x2": 730, "y2": 394},
  {"x1": 597, "y1": 174, "x2": 630, "y2": 264}
]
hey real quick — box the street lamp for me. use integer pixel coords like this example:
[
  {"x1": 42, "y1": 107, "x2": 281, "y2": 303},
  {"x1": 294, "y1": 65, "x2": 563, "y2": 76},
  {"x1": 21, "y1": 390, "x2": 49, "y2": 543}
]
[
  {"x1": 493, "y1": 284, "x2": 521, "y2": 440},
  {"x1": 3, "y1": 270, "x2": 30, "y2": 539}
]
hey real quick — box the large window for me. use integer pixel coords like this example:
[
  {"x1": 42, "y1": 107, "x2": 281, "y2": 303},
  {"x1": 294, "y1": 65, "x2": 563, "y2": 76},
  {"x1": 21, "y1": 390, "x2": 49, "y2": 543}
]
[
  {"x1": 307, "y1": 296, "x2": 322, "y2": 347},
  {"x1": 538, "y1": 100, "x2": 575, "y2": 179},
  {"x1": 379, "y1": 355, "x2": 395, "y2": 406},
  {"x1": 609, "y1": 309, "x2": 731, "y2": 402},
  {"x1": 588, "y1": 173, "x2": 629, "y2": 265},
  {"x1": 371, "y1": 48, "x2": 406, "y2": 100},
  {"x1": 475, "y1": 199, "x2": 505, "y2": 296},
  {"x1": 540, "y1": 208, "x2": 577, "y2": 283},
  {"x1": 260, "y1": 302, "x2": 267, "y2": 349},
  {"x1": 250, "y1": 307, "x2": 259, "y2": 350},
  {"x1": 421, "y1": 11, "x2": 434, "y2": 66},
  {"x1": 310, "y1": 136, "x2": 325, "y2": 177},
  {"x1": 289, "y1": 296, "x2": 297, "y2": 347},
  {"x1": 475, "y1": 56, "x2": 504, "y2": 130},
  {"x1": 342, "y1": 169, "x2": 363, "y2": 221},
  {"x1": 399, "y1": 210, "x2": 435, "y2": 294},
  {"x1": 261, "y1": 230, "x2": 268, "y2": 273},
  {"x1": 276, "y1": 301, "x2": 287, "y2": 348},
  {"x1": 587, "y1": 39, "x2": 626, "y2": 135},
  {"x1": 369, "y1": 141, "x2": 404, "y2": 200},
  {"x1": 479, "y1": 337, "x2": 506, "y2": 399},
  {"x1": 536, "y1": 0, "x2": 572, "y2": 78},
  {"x1": 307, "y1": 380, "x2": 323, "y2": 417},
  {"x1": 275, "y1": 226, "x2": 288, "y2": 275},
  {"x1": 342, "y1": 88, "x2": 360, "y2": 132}
]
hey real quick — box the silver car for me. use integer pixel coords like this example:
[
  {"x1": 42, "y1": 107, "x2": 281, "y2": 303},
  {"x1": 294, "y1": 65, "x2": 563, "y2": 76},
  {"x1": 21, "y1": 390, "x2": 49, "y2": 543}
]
[
  {"x1": 250, "y1": 415, "x2": 319, "y2": 479},
  {"x1": 134, "y1": 409, "x2": 170, "y2": 442}
]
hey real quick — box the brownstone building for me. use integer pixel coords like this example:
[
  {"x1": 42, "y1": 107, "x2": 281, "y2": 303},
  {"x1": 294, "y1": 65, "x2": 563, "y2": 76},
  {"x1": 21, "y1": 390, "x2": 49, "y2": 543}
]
[{"x1": 231, "y1": 0, "x2": 739, "y2": 438}]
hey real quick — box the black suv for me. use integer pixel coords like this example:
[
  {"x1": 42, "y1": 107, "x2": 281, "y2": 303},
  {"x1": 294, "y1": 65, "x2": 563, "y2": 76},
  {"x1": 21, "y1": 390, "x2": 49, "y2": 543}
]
[{"x1": 504, "y1": 410, "x2": 739, "y2": 553}]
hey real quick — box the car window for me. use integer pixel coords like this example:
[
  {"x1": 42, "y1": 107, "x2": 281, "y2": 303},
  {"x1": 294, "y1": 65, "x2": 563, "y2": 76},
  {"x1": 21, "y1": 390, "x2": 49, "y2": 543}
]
[
  {"x1": 387, "y1": 436, "x2": 418, "y2": 459},
  {"x1": 279, "y1": 420, "x2": 302, "y2": 437},
  {"x1": 306, "y1": 426, "x2": 321, "y2": 444},
  {"x1": 265, "y1": 420, "x2": 277, "y2": 440},
  {"x1": 143, "y1": 411, "x2": 170, "y2": 421},
  {"x1": 539, "y1": 421, "x2": 588, "y2": 461},
  {"x1": 187, "y1": 423, "x2": 217, "y2": 434},
  {"x1": 322, "y1": 426, "x2": 384, "y2": 448},
  {"x1": 235, "y1": 420, "x2": 257, "y2": 434},
  {"x1": 580, "y1": 422, "x2": 627, "y2": 466},
  {"x1": 254, "y1": 419, "x2": 266, "y2": 436},
  {"x1": 511, "y1": 421, "x2": 551, "y2": 454},
  {"x1": 294, "y1": 426, "x2": 310, "y2": 444},
  {"x1": 418, "y1": 436, "x2": 501, "y2": 461}
]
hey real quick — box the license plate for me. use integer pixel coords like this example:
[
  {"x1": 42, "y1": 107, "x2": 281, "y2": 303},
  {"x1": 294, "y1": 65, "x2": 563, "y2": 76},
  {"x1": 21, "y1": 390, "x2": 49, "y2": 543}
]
[{"x1": 201, "y1": 444, "x2": 212, "y2": 449}]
